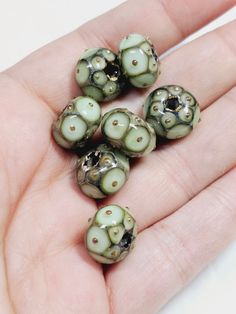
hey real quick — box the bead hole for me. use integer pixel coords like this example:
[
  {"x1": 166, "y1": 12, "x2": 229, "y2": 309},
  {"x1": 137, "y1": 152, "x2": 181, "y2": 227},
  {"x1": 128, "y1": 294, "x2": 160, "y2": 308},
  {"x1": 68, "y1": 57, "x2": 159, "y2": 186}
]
[
  {"x1": 104, "y1": 62, "x2": 120, "y2": 81},
  {"x1": 119, "y1": 232, "x2": 133, "y2": 249},
  {"x1": 165, "y1": 97, "x2": 181, "y2": 112},
  {"x1": 83, "y1": 151, "x2": 101, "y2": 169},
  {"x1": 152, "y1": 48, "x2": 158, "y2": 61}
]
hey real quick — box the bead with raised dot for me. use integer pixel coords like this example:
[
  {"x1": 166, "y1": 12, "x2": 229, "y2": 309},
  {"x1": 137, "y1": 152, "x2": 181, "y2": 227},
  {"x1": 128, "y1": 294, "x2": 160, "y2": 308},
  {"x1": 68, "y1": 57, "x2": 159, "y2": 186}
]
[
  {"x1": 143, "y1": 85, "x2": 201, "y2": 139},
  {"x1": 76, "y1": 48, "x2": 126, "y2": 102},
  {"x1": 118, "y1": 33, "x2": 160, "y2": 88},
  {"x1": 52, "y1": 96, "x2": 101, "y2": 149},
  {"x1": 101, "y1": 108, "x2": 156, "y2": 157},
  {"x1": 85, "y1": 204, "x2": 137, "y2": 264},
  {"x1": 77, "y1": 144, "x2": 130, "y2": 199}
]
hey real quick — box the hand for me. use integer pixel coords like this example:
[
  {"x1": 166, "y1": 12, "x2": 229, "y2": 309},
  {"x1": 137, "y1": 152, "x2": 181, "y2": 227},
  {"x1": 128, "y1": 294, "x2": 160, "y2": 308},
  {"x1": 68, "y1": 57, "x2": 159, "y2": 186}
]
[{"x1": 1, "y1": 0, "x2": 236, "y2": 313}]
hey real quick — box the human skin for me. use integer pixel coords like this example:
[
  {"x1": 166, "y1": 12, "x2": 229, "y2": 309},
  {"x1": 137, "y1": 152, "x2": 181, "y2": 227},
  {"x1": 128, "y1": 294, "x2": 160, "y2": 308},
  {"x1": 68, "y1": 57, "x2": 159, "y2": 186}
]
[{"x1": 0, "y1": 0, "x2": 236, "y2": 313}]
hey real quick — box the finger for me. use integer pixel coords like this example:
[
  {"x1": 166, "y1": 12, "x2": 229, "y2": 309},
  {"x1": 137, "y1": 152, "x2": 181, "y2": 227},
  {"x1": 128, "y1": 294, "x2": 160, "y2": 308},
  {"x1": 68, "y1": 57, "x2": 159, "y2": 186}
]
[
  {"x1": 6, "y1": 241, "x2": 109, "y2": 313},
  {"x1": 106, "y1": 167, "x2": 236, "y2": 314},
  {"x1": 103, "y1": 86, "x2": 236, "y2": 230},
  {"x1": 4, "y1": 141, "x2": 96, "y2": 244},
  {"x1": 6, "y1": 0, "x2": 236, "y2": 109},
  {"x1": 105, "y1": 19, "x2": 236, "y2": 115}
]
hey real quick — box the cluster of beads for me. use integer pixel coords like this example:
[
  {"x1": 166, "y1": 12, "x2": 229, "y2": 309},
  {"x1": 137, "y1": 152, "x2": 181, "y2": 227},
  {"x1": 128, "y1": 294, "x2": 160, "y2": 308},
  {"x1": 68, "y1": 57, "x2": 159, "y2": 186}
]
[
  {"x1": 52, "y1": 33, "x2": 201, "y2": 265},
  {"x1": 76, "y1": 34, "x2": 160, "y2": 101}
]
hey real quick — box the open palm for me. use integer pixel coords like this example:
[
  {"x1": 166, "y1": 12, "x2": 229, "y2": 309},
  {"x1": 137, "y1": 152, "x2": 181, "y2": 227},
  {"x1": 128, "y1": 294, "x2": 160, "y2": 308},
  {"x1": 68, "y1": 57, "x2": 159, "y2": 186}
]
[{"x1": 1, "y1": 0, "x2": 236, "y2": 313}]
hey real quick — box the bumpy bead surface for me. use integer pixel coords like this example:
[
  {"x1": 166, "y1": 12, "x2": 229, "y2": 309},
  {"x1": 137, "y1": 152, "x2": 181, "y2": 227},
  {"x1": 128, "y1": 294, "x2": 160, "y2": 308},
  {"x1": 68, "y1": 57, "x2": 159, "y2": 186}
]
[
  {"x1": 77, "y1": 144, "x2": 130, "y2": 199},
  {"x1": 85, "y1": 204, "x2": 137, "y2": 264},
  {"x1": 118, "y1": 33, "x2": 160, "y2": 88},
  {"x1": 52, "y1": 96, "x2": 101, "y2": 149},
  {"x1": 143, "y1": 85, "x2": 201, "y2": 139},
  {"x1": 101, "y1": 108, "x2": 156, "y2": 157},
  {"x1": 75, "y1": 48, "x2": 125, "y2": 102}
]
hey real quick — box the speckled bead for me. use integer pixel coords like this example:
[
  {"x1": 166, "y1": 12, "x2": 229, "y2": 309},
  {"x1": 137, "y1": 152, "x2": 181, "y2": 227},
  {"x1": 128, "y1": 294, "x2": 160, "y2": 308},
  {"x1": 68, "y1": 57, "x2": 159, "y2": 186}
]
[
  {"x1": 75, "y1": 48, "x2": 126, "y2": 102},
  {"x1": 118, "y1": 33, "x2": 160, "y2": 88},
  {"x1": 85, "y1": 204, "x2": 137, "y2": 264},
  {"x1": 143, "y1": 85, "x2": 201, "y2": 139},
  {"x1": 77, "y1": 144, "x2": 130, "y2": 199},
  {"x1": 52, "y1": 96, "x2": 101, "y2": 149},
  {"x1": 101, "y1": 108, "x2": 156, "y2": 157}
]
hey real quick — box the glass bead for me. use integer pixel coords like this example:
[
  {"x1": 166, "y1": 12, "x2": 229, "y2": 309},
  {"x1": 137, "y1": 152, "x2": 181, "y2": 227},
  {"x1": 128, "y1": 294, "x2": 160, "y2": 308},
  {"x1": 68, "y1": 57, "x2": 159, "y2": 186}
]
[
  {"x1": 85, "y1": 204, "x2": 137, "y2": 264},
  {"x1": 101, "y1": 108, "x2": 156, "y2": 157},
  {"x1": 52, "y1": 96, "x2": 101, "y2": 149},
  {"x1": 76, "y1": 48, "x2": 126, "y2": 102},
  {"x1": 143, "y1": 85, "x2": 201, "y2": 139},
  {"x1": 77, "y1": 144, "x2": 130, "y2": 199},
  {"x1": 118, "y1": 33, "x2": 160, "y2": 88}
]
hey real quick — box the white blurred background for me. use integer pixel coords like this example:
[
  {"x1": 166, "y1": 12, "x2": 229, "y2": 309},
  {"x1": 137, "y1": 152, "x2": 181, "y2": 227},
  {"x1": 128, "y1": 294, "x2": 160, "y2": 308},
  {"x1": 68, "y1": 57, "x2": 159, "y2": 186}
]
[{"x1": 0, "y1": 1, "x2": 236, "y2": 313}]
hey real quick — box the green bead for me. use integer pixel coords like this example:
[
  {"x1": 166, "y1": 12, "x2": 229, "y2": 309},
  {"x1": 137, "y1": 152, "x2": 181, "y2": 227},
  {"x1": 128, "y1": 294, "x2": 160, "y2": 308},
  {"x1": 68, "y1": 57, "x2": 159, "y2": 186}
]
[
  {"x1": 118, "y1": 33, "x2": 160, "y2": 88},
  {"x1": 52, "y1": 96, "x2": 101, "y2": 149},
  {"x1": 75, "y1": 48, "x2": 126, "y2": 102},
  {"x1": 101, "y1": 108, "x2": 156, "y2": 157},
  {"x1": 85, "y1": 204, "x2": 137, "y2": 264},
  {"x1": 143, "y1": 85, "x2": 201, "y2": 139},
  {"x1": 77, "y1": 144, "x2": 130, "y2": 199}
]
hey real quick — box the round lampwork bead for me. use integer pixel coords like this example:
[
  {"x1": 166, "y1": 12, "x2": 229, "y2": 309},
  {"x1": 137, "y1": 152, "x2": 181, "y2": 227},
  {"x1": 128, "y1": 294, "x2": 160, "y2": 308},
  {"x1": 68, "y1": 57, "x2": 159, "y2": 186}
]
[
  {"x1": 52, "y1": 96, "x2": 101, "y2": 149},
  {"x1": 143, "y1": 85, "x2": 201, "y2": 139},
  {"x1": 118, "y1": 33, "x2": 160, "y2": 88},
  {"x1": 101, "y1": 108, "x2": 156, "y2": 157},
  {"x1": 75, "y1": 48, "x2": 126, "y2": 102},
  {"x1": 77, "y1": 144, "x2": 130, "y2": 199},
  {"x1": 85, "y1": 204, "x2": 137, "y2": 264}
]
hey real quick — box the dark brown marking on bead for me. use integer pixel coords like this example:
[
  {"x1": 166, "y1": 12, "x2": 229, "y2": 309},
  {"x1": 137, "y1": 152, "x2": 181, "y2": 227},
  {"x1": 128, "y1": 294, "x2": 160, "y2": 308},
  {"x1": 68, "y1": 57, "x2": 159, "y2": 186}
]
[
  {"x1": 103, "y1": 157, "x2": 110, "y2": 164},
  {"x1": 127, "y1": 217, "x2": 132, "y2": 222},
  {"x1": 137, "y1": 137, "x2": 143, "y2": 142},
  {"x1": 186, "y1": 96, "x2": 191, "y2": 101},
  {"x1": 89, "y1": 170, "x2": 99, "y2": 180},
  {"x1": 89, "y1": 102, "x2": 94, "y2": 107},
  {"x1": 70, "y1": 125, "x2": 76, "y2": 131},
  {"x1": 165, "y1": 118, "x2": 171, "y2": 124},
  {"x1": 153, "y1": 105, "x2": 158, "y2": 111},
  {"x1": 96, "y1": 57, "x2": 101, "y2": 63},
  {"x1": 112, "y1": 120, "x2": 118, "y2": 126},
  {"x1": 92, "y1": 237, "x2": 98, "y2": 244},
  {"x1": 106, "y1": 210, "x2": 112, "y2": 215},
  {"x1": 132, "y1": 60, "x2": 138, "y2": 66},
  {"x1": 112, "y1": 181, "x2": 118, "y2": 187},
  {"x1": 113, "y1": 228, "x2": 119, "y2": 235}
]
